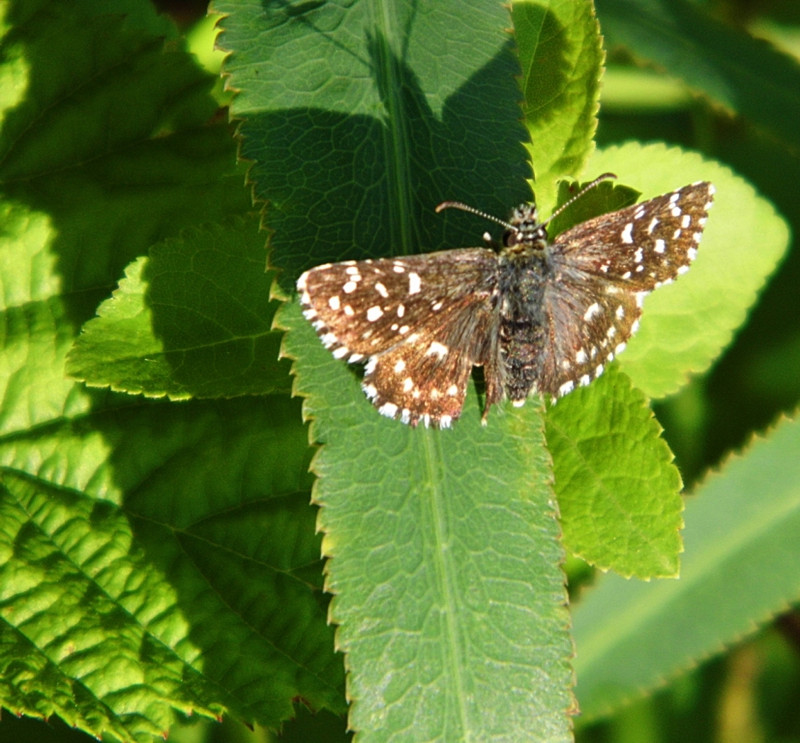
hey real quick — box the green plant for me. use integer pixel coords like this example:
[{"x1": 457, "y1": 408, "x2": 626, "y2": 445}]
[{"x1": 0, "y1": 0, "x2": 797, "y2": 742}]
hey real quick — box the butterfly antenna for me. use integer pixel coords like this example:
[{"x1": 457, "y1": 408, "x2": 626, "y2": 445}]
[
  {"x1": 435, "y1": 172, "x2": 617, "y2": 231},
  {"x1": 435, "y1": 200, "x2": 516, "y2": 231},
  {"x1": 540, "y1": 172, "x2": 617, "y2": 228}
]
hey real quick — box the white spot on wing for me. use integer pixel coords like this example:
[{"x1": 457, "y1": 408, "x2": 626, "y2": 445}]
[
  {"x1": 583, "y1": 302, "x2": 601, "y2": 321},
  {"x1": 426, "y1": 341, "x2": 448, "y2": 358},
  {"x1": 621, "y1": 222, "x2": 634, "y2": 244},
  {"x1": 366, "y1": 305, "x2": 384, "y2": 322},
  {"x1": 558, "y1": 380, "x2": 575, "y2": 396},
  {"x1": 408, "y1": 272, "x2": 422, "y2": 294}
]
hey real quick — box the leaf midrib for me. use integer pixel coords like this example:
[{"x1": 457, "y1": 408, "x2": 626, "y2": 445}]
[{"x1": 422, "y1": 428, "x2": 472, "y2": 740}]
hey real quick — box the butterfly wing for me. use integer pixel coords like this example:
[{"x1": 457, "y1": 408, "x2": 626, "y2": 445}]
[
  {"x1": 298, "y1": 248, "x2": 499, "y2": 426},
  {"x1": 553, "y1": 182, "x2": 714, "y2": 289},
  {"x1": 537, "y1": 182, "x2": 714, "y2": 397}
]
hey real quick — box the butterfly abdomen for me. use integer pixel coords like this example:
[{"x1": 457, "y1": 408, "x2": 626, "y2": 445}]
[{"x1": 497, "y1": 251, "x2": 549, "y2": 403}]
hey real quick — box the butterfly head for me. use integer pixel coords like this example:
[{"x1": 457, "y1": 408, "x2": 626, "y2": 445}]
[{"x1": 503, "y1": 204, "x2": 548, "y2": 250}]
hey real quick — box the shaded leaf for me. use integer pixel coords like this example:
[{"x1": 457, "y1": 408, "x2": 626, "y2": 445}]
[
  {"x1": 68, "y1": 219, "x2": 291, "y2": 399},
  {"x1": 596, "y1": 0, "x2": 800, "y2": 152},
  {"x1": 0, "y1": 1, "x2": 340, "y2": 740},
  {"x1": 573, "y1": 412, "x2": 800, "y2": 722}
]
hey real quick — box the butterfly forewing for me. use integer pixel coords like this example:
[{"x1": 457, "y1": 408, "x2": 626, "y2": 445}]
[{"x1": 553, "y1": 182, "x2": 714, "y2": 290}]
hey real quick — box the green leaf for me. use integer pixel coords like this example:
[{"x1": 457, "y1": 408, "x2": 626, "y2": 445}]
[
  {"x1": 587, "y1": 142, "x2": 790, "y2": 399},
  {"x1": 0, "y1": 1, "x2": 341, "y2": 740},
  {"x1": 572, "y1": 411, "x2": 800, "y2": 722},
  {"x1": 542, "y1": 145, "x2": 787, "y2": 581},
  {"x1": 67, "y1": 219, "x2": 291, "y2": 399},
  {"x1": 547, "y1": 366, "x2": 683, "y2": 578},
  {"x1": 513, "y1": 0, "x2": 604, "y2": 212},
  {"x1": 216, "y1": 1, "x2": 591, "y2": 736},
  {"x1": 279, "y1": 301, "x2": 575, "y2": 742},
  {"x1": 0, "y1": 396, "x2": 342, "y2": 740},
  {"x1": 596, "y1": 0, "x2": 800, "y2": 151}
]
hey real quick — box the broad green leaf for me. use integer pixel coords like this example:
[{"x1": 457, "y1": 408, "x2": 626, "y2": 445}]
[
  {"x1": 587, "y1": 142, "x2": 789, "y2": 399},
  {"x1": 547, "y1": 366, "x2": 682, "y2": 578},
  {"x1": 544, "y1": 145, "x2": 787, "y2": 580},
  {"x1": 596, "y1": 0, "x2": 800, "y2": 152},
  {"x1": 513, "y1": 0, "x2": 604, "y2": 212},
  {"x1": 0, "y1": 396, "x2": 342, "y2": 741},
  {"x1": 573, "y1": 411, "x2": 800, "y2": 722},
  {"x1": 219, "y1": 1, "x2": 578, "y2": 739},
  {"x1": 67, "y1": 219, "x2": 291, "y2": 399},
  {"x1": 279, "y1": 301, "x2": 574, "y2": 743},
  {"x1": 0, "y1": 2, "x2": 341, "y2": 740}
]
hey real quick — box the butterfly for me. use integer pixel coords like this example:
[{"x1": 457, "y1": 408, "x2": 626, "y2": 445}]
[{"x1": 297, "y1": 174, "x2": 714, "y2": 427}]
